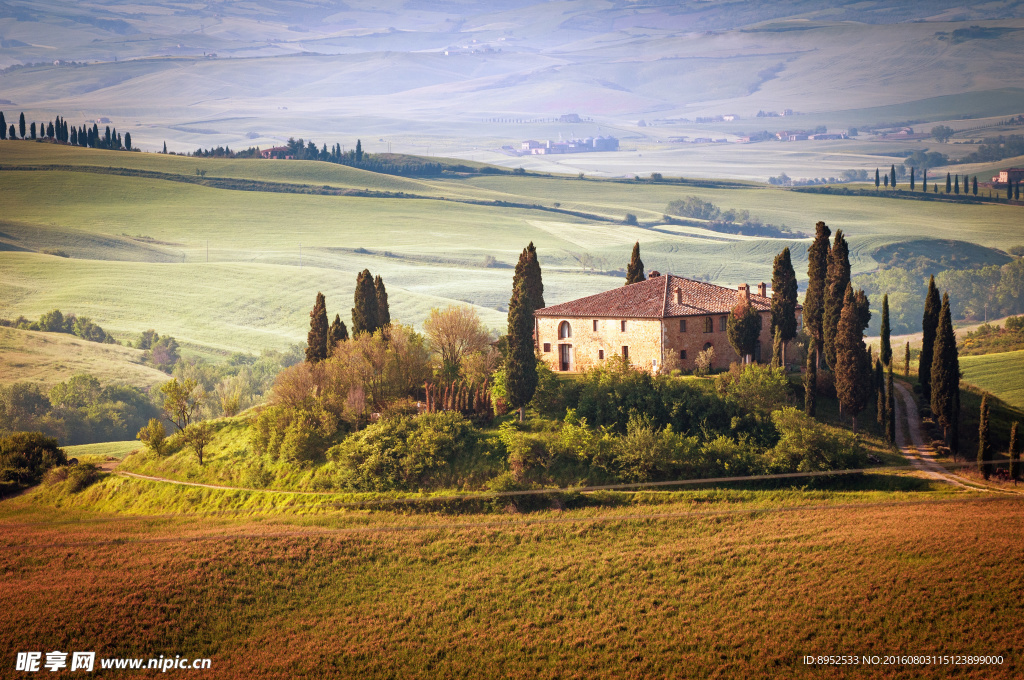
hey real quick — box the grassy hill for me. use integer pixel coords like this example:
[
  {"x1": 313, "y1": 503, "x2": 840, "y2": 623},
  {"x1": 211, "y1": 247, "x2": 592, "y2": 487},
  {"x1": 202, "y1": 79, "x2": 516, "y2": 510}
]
[
  {"x1": 0, "y1": 326, "x2": 168, "y2": 389},
  {"x1": 960, "y1": 350, "x2": 1024, "y2": 410}
]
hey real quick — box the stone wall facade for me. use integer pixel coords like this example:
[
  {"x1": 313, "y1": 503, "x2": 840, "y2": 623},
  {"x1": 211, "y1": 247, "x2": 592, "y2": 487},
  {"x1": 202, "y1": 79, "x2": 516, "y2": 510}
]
[{"x1": 537, "y1": 309, "x2": 802, "y2": 374}]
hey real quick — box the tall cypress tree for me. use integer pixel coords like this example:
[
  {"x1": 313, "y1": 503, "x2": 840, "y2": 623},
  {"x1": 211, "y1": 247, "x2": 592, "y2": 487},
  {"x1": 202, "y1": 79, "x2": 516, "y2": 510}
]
[
  {"x1": 804, "y1": 221, "x2": 831, "y2": 369},
  {"x1": 919, "y1": 276, "x2": 941, "y2": 402},
  {"x1": 305, "y1": 292, "x2": 329, "y2": 363},
  {"x1": 823, "y1": 229, "x2": 850, "y2": 368},
  {"x1": 922, "y1": 169, "x2": 927, "y2": 193},
  {"x1": 945, "y1": 172, "x2": 952, "y2": 193},
  {"x1": 506, "y1": 276, "x2": 537, "y2": 422},
  {"x1": 978, "y1": 394, "x2": 991, "y2": 479},
  {"x1": 890, "y1": 164, "x2": 896, "y2": 189},
  {"x1": 804, "y1": 342, "x2": 817, "y2": 417},
  {"x1": 124, "y1": 131, "x2": 132, "y2": 151},
  {"x1": 771, "y1": 327, "x2": 783, "y2": 367},
  {"x1": 972, "y1": 176, "x2": 978, "y2": 196},
  {"x1": 875, "y1": 359, "x2": 885, "y2": 426},
  {"x1": 0, "y1": 112, "x2": 5, "y2": 140},
  {"x1": 351, "y1": 269, "x2": 379, "y2": 335},
  {"x1": 1010, "y1": 422, "x2": 1020, "y2": 483},
  {"x1": 18, "y1": 112, "x2": 25, "y2": 139},
  {"x1": 885, "y1": 363, "x2": 896, "y2": 444},
  {"x1": 880, "y1": 294, "x2": 892, "y2": 367},
  {"x1": 329, "y1": 314, "x2": 348, "y2": 346},
  {"x1": 770, "y1": 246, "x2": 798, "y2": 366},
  {"x1": 874, "y1": 168, "x2": 880, "y2": 189},
  {"x1": 909, "y1": 166, "x2": 915, "y2": 191},
  {"x1": 954, "y1": 175, "x2": 960, "y2": 195},
  {"x1": 355, "y1": 139, "x2": 363, "y2": 162},
  {"x1": 834, "y1": 284, "x2": 871, "y2": 431},
  {"x1": 625, "y1": 241, "x2": 645, "y2": 285},
  {"x1": 374, "y1": 274, "x2": 390, "y2": 328},
  {"x1": 523, "y1": 241, "x2": 545, "y2": 310},
  {"x1": 163, "y1": 141, "x2": 168, "y2": 154},
  {"x1": 931, "y1": 293, "x2": 960, "y2": 450},
  {"x1": 29, "y1": 122, "x2": 36, "y2": 140}
]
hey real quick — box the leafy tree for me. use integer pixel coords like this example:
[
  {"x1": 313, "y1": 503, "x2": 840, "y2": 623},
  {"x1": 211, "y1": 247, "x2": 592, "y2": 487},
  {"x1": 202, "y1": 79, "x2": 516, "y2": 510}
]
[
  {"x1": 727, "y1": 296, "x2": 762, "y2": 364},
  {"x1": 930, "y1": 293, "x2": 960, "y2": 450},
  {"x1": 505, "y1": 277, "x2": 537, "y2": 422},
  {"x1": 918, "y1": 276, "x2": 941, "y2": 402},
  {"x1": 351, "y1": 269, "x2": 380, "y2": 336},
  {"x1": 374, "y1": 274, "x2": 390, "y2": 328},
  {"x1": 823, "y1": 229, "x2": 850, "y2": 368},
  {"x1": 770, "y1": 247, "x2": 798, "y2": 365},
  {"x1": 804, "y1": 221, "x2": 831, "y2": 368},
  {"x1": 834, "y1": 284, "x2": 871, "y2": 431},
  {"x1": 182, "y1": 421, "x2": 215, "y2": 465},
  {"x1": 978, "y1": 393, "x2": 991, "y2": 479},
  {"x1": 18, "y1": 112, "x2": 25, "y2": 139},
  {"x1": 424, "y1": 305, "x2": 492, "y2": 378},
  {"x1": 880, "y1": 294, "x2": 892, "y2": 366},
  {"x1": 625, "y1": 241, "x2": 645, "y2": 285},
  {"x1": 160, "y1": 378, "x2": 205, "y2": 432},
  {"x1": 305, "y1": 292, "x2": 329, "y2": 363},
  {"x1": 890, "y1": 164, "x2": 896, "y2": 189},
  {"x1": 931, "y1": 125, "x2": 954, "y2": 143},
  {"x1": 329, "y1": 314, "x2": 349, "y2": 346},
  {"x1": 1010, "y1": 422, "x2": 1020, "y2": 483},
  {"x1": 0, "y1": 431, "x2": 66, "y2": 486},
  {"x1": 136, "y1": 418, "x2": 167, "y2": 454}
]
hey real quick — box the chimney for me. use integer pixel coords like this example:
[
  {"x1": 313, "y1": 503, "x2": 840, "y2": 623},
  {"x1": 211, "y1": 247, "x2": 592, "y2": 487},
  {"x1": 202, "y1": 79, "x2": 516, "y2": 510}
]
[
  {"x1": 649, "y1": 270, "x2": 661, "y2": 278},
  {"x1": 675, "y1": 288, "x2": 683, "y2": 304},
  {"x1": 758, "y1": 282, "x2": 767, "y2": 297},
  {"x1": 738, "y1": 283, "x2": 750, "y2": 301}
]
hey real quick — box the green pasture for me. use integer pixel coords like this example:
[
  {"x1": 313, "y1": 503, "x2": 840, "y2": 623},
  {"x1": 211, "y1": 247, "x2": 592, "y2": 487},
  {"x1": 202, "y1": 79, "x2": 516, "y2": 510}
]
[
  {"x1": 960, "y1": 350, "x2": 1024, "y2": 411},
  {"x1": 62, "y1": 440, "x2": 139, "y2": 462}
]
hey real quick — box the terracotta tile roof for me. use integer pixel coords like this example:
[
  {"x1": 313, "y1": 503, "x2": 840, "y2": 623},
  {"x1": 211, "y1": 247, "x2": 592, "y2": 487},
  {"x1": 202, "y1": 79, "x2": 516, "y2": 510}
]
[{"x1": 535, "y1": 274, "x2": 787, "y2": 319}]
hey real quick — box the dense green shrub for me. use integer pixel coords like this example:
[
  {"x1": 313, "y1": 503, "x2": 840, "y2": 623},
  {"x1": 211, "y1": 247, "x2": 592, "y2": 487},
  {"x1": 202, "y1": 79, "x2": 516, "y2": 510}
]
[
  {"x1": 0, "y1": 431, "x2": 67, "y2": 489},
  {"x1": 329, "y1": 411, "x2": 477, "y2": 491},
  {"x1": 250, "y1": 403, "x2": 341, "y2": 464},
  {"x1": 43, "y1": 462, "x2": 101, "y2": 493},
  {"x1": 767, "y1": 407, "x2": 864, "y2": 472}
]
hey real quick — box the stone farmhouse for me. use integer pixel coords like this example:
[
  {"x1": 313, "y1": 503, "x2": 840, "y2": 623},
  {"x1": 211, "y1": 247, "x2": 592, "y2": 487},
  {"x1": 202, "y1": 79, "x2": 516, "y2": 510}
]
[{"x1": 535, "y1": 273, "x2": 800, "y2": 374}]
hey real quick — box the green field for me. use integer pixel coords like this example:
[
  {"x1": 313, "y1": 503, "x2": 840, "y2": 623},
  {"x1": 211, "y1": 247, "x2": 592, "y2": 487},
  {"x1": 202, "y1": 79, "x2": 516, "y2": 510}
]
[
  {"x1": 1, "y1": 144, "x2": 1021, "y2": 357},
  {"x1": 62, "y1": 440, "x2": 139, "y2": 461},
  {"x1": 960, "y1": 350, "x2": 1024, "y2": 411}
]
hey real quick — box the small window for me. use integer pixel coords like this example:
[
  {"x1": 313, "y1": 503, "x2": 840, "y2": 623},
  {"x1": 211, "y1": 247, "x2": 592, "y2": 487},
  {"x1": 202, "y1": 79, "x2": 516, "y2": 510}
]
[
  {"x1": 719, "y1": 316, "x2": 727, "y2": 332},
  {"x1": 620, "y1": 320, "x2": 627, "y2": 332},
  {"x1": 559, "y1": 321, "x2": 572, "y2": 339},
  {"x1": 598, "y1": 349, "x2": 604, "y2": 360},
  {"x1": 622, "y1": 346, "x2": 629, "y2": 359},
  {"x1": 679, "y1": 319, "x2": 687, "y2": 333},
  {"x1": 593, "y1": 319, "x2": 598, "y2": 331},
  {"x1": 704, "y1": 317, "x2": 713, "y2": 333},
  {"x1": 679, "y1": 349, "x2": 687, "y2": 360},
  {"x1": 543, "y1": 343, "x2": 551, "y2": 352}
]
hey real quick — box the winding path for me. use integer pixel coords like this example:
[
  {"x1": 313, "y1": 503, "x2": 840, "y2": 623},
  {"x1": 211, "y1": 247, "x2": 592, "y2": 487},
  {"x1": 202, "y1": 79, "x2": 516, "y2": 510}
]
[{"x1": 893, "y1": 381, "x2": 975, "y2": 489}]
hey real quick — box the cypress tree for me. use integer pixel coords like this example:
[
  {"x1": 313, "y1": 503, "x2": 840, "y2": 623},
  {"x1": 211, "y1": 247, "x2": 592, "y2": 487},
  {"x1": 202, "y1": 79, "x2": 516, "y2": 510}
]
[
  {"x1": 910, "y1": 166, "x2": 915, "y2": 191},
  {"x1": 804, "y1": 342, "x2": 817, "y2": 417},
  {"x1": 163, "y1": 141, "x2": 168, "y2": 154},
  {"x1": 954, "y1": 175, "x2": 960, "y2": 195},
  {"x1": 0, "y1": 111, "x2": 5, "y2": 140},
  {"x1": 46, "y1": 121, "x2": 54, "y2": 138},
  {"x1": 804, "y1": 221, "x2": 831, "y2": 369},
  {"x1": 904, "y1": 341, "x2": 910, "y2": 377},
  {"x1": 919, "y1": 276, "x2": 941, "y2": 402},
  {"x1": 7, "y1": 124, "x2": 13, "y2": 140},
  {"x1": 978, "y1": 394, "x2": 991, "y2": 479},
  {"x1": 770, "y1": 246, "x2": 798, "y2": 366},
  {"x1": 972, "y1": 176, "x2": 978, "y2": 196},
  {"x1": 771, "y1": 327, "x2": 783, "y2": 367},
  {"x1": 880, "y1": 294, "x2": 892, "y2": 367},
  {"x1": 823, "y1": 229, "x2": 850, "y2": 368},
  {"x1": 834, "y1": 284, "x2": 872, "y2": 431},
  {"x1": 124, "y1": 131, "x2": 132, "y2": 151},
  {"x1": 355, "y1": 139, "x2": 363, "y2": 162},
  {"x1": 374, "y1": 275, "x2": 390, "y2": 328},
  {"x1": 329, "y1": 313, "x2": 348, "y2": 346},
  {"x1": 890, "y1": 164, "x2": 896, "y2": 189},
  {"x1": 71, "y1": 128, "x2": 77, "y2": 145},
  {"x1": 506, "y1": 276, "x2": 537, "y2": 422},
  {"x1": 874, "y1": 168, "x2": 880, "y2": 189},
  {"x1": 29, "y1": 122, "x2": 36, "y2": 139},
  {"x1": 625, "y1": 241, "x2": 645, "y2": 285},
  {"x1": 305, "y1": 292, "x2": 329, "y2": 363},
  {"x1": 875, "y1": 359, "x2": 885, "y2": 426},
  {"x1": 884, "y1": 174, "x2": 889, "y2": 188},
  {"x1": 945, "y1": 172, "x2": 952, "y2": 193},
  {"x1": 523, "y1": 241, "x2": 545, "y2": 310},
  {"x1": 931, "y1": 293, "x2": 960, "y2": 449},
  {"x1": 351, "y1": 269, "x2": 379, "y2": 335},
  {"x1": 885, "y1": 362, "x2": 896, "y2": 444},
  {"x1": 19, "y1": 112, "x2": 25, "y2": 139},
  {"x1": 1010, "y1": 422, "x2": 1020, "y2": 483},
  {"x1": 922, "y1": 169, "x2": 927, "y2": 193}
]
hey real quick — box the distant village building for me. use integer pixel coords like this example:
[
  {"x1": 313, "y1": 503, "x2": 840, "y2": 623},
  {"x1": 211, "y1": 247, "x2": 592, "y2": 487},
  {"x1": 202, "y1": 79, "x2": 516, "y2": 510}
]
[
  {"x1": 260, "y1": 146, "x2": 293, "y2": 159},
  {"x1": 535, "y1": 274, "x2": 799, "y2": 374},
  {"x1": 559, "y1": 113, "x2": 582, "y2": 123},
  {"x1": 520, "y1": 136, "x2": 618, "y2": 155},
  {"x1": 992, "y1": 168, "x2": 1024, "y2": 184}
]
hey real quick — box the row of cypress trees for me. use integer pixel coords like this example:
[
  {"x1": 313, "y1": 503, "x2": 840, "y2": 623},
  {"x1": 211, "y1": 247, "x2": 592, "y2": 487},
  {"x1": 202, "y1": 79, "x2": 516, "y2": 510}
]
[
  {"x1": 0, "y1": 111, "x2": 133, "y2": 150},
  {"x1": 304, "y1": 271, "x2": 390, "y2": 363},
  {"x1": 917, "y1": 277, "x2": 961, "y2": 457}
]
